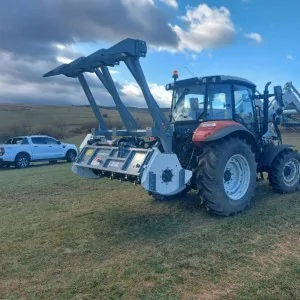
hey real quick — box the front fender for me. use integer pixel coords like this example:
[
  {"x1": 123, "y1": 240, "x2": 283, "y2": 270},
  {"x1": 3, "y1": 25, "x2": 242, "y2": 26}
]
[
  {"x1": 261, "y1": 144, "x2": 294, "y2": 167},
  {"x1": 65, "y1": 145, "x2": 78, "y2": 154}
]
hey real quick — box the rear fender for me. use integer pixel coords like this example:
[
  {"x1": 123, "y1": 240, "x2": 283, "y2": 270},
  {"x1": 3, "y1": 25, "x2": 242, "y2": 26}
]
[{"x1": 192, "y1": 121, "x2": 257, "y2": 149}]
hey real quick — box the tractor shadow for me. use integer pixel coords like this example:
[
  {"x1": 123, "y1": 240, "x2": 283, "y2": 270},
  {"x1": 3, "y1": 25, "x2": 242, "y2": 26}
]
[
  {"x1": 86, "y1": 192, "x2": 221, "y2": 247},
  {"x1": 86, "y1": 182, "x2": 283, "y2": 248}
]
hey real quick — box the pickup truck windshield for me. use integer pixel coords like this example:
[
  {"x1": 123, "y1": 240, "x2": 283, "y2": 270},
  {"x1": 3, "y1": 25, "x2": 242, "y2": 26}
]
[{"x1": 173, "y1": 85, "x2": 205, "y2": 121}]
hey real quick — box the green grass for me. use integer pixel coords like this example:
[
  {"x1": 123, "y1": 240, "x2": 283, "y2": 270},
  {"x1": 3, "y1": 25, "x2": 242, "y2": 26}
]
[
  {"x1": 0, "y1": 104, "x2": 300, "y2": 299},
  {"x1": 1, "y1": 139, "x2": 300, "y2": 299}
]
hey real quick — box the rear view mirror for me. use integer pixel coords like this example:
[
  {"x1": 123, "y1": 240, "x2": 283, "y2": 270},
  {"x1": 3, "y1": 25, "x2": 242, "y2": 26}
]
[
  {"x1": 274, "y1": 86, "x2": 284, "y2": 107},
  {"x1": 57, "y1": 141, "x2": 61, "y2": 145}
]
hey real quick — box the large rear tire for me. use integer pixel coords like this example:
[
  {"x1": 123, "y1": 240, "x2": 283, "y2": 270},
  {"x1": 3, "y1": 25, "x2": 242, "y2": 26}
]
[
  {"x1": 268, "y1": 149, "x2": 300, "y2": 193},
  {"x1": 195, "y1": 137, "x2": 257, "y2": 216}
]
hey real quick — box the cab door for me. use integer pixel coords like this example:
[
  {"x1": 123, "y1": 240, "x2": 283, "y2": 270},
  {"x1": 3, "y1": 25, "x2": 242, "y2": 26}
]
[{"x1": 233, "y1": 85, "x2": 257, "y2": 132}]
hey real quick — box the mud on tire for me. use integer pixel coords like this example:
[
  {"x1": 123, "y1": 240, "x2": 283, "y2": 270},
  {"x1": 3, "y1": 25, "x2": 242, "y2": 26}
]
[{"x1": 195, "y1": 137, "x2": 257, "y2": 216}]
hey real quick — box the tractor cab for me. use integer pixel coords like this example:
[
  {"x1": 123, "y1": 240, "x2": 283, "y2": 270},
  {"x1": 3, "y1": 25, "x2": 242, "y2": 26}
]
[{"x1": 166, "y1": 75, "x2": 257, "y2": 133}]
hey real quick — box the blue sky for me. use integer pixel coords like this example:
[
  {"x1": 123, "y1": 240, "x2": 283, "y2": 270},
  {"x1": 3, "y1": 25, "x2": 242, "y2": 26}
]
[
  {"x1": 0, "y1": 0, "x2": 299, "y2": 107},
  {"x1": 74, "y1": 0, "x2": 300, "y2": 94}
]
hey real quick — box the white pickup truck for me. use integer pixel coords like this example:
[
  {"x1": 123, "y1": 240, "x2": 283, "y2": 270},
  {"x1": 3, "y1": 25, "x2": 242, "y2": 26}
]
[{"x1": 0, "y1": 135, "x2": 78, "y2": 169}]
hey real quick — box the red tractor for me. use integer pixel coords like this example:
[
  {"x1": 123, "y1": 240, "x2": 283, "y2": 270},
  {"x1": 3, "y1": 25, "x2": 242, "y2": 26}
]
[{"x1": 44, "y1": 39, "x2": 300, "y2": 216}]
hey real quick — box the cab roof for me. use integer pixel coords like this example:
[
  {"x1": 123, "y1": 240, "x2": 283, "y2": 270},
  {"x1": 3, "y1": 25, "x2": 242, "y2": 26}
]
[{"x1": 166, "y1": 75, "x2": 256, "y2": 90}]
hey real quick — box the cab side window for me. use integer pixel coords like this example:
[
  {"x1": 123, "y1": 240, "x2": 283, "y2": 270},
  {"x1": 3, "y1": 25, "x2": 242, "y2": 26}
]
[
  {"x1": 21, "y1": 138, "x2": 29, "y2": 145},
  {"x1": 206, "y1": 84, "x2": 233, "y2": 120},
  {"x1": 31, "y1": 137, "x2": 47, "y2": 144},
  {"x1": 45, "y1": 137, "x2": 58, "y2": 145},
  {"x1": 234, "y1": 85, "x2": 255, "y2": 128}
]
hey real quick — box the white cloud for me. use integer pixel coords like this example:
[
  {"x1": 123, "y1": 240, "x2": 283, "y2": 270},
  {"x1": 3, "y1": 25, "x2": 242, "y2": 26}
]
[
  {"x1": 56, "y1": 56, "x2": 72, "y2": 64},
  {"x1": 244, "y1": 32, "x2": 263, "y2": 44},
  {"x1": 120, "y1": 82, "x2": 172, "y2": 107},
  {"x1": 109, "y1": 70, "x2": 120, "y2": 75},
  {"x1": 120, "y1": 83, "x2": 141, "y2": 98},
  {"x1": 287, "y1": 55, "x2": 294, "y2": 60},
  {"x1": 170, "y1": 4, "x2": 236, "y2": 52},
  {"x1": 0, "y1": 1, "x2": 239, "y2": 107},
  {"x1": 55, "y1": 44, "x2": 66, "y2": 50},
  {"x1": 159, "y1": 0, "x2": 178, "y2": 9}
]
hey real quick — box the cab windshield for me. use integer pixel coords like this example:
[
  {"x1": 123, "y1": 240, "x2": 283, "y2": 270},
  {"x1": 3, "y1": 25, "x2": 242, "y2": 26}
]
[{"x1": 172, "y1": 85, "x2": 205, "y2": 121}]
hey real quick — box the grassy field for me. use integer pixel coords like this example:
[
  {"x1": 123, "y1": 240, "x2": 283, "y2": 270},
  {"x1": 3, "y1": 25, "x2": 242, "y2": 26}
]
[
  {"x1": 0, "y1": 104, "x2": 158, "y2": 142},
  {"x1": 0, "y1": 104, "x2": 155, "y2": 128},
  {"x1": 0, "y1": 134, "x2": 300, "y2": 299}
]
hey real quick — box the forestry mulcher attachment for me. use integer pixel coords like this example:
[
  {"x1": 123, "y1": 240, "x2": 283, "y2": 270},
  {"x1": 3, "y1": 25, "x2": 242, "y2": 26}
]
[{"x1": 44, "y1": 38, "x2": 300, "y2": 216}]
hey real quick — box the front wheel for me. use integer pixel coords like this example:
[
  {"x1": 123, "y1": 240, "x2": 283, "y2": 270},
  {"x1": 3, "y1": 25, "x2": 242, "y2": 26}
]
[
  {"x1": 195, "y1": 137, "x2": 257, "y2": 216},
  {"x1": 269, "y1": 149, "x2": 300, "y2": 193},
  {"x1": 66, "y1": 150, "x2": 77, "y2": 163}
]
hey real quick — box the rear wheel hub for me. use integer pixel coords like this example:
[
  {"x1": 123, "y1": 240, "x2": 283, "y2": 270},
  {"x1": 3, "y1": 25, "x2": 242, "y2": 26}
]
[
  {"x1": 223, "y1": 154, "x2": 251, "y2": 201},
  {"x1": 283, "y1": 158, "x2": 300, "y2": 187}
]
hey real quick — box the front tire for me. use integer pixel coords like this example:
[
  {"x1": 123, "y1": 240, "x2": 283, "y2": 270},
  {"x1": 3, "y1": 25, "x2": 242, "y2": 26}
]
[
  {"x1": 15, "y1": 153, "x2": 30, "y2": 169},
  {"x1": 195, "y1": 137, "x2": 257, "y2": 216},
  {"x1": 268, "y1": 149, "x2": 300, "y2": 193},
  {"x1": 66, "y1": 150, "x2": 77, "y2": 163}
]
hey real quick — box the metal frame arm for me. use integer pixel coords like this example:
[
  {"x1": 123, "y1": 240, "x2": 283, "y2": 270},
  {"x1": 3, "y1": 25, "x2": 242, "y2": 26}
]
[
  {"x1": 77, "y1": 73, "x2": 111, "y2": 139},
  {"x1": 43, "y1": 38, "x2": 173, "y2": 153},
  {"x1": 124, "y1": 57, "x2": 171, "y2": 132},
  {"x1": 94, "y1": 66, "x2": 140, "y2": 130}
]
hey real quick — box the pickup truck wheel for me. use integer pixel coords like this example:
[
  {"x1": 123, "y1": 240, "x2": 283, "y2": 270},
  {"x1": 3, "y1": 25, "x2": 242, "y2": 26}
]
[
  {"x1": 66, "y1": 150, "x2": 77, "y2": 162},
  {"x1": 15, "y1": 153, "x2": 30, "y2": 169}
]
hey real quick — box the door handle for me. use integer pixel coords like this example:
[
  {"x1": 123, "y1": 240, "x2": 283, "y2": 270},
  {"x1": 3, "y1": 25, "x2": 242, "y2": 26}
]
[
  {"x1": 48, "y1": 146, "x2": 52, "y2": 147},
  {"x1": 34, "y1": 146, "x2": 38, "y2": 148}
]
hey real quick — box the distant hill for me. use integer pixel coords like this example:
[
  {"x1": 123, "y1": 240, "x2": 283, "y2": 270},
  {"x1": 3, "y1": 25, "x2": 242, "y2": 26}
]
[
  {"x1": 73, "y1": 104, "x2": 170, "y2": 112},
  {"x1": 0, "y1": 103, "x2": 169, "y2": 142}
]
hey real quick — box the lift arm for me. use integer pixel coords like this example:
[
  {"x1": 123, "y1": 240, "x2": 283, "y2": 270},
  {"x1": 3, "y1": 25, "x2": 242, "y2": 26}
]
[
  {"x1": 268, "y1": 82, "x2": 300, "y2": 118},
  {"x1": 43, "y1": 38, "x2": 173, "y2": 153}
]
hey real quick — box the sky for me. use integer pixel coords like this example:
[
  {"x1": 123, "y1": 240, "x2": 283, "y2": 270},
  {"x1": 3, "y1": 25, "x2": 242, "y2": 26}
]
[{"x1": 0, "y1": 0, "x2": 299, "y2": 108}]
